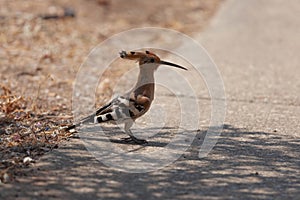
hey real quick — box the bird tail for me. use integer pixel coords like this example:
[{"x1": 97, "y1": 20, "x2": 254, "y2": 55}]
[
  {"x1": 64, "y1": 107, "x2": 132, "y2": 131},
  {"x1": 63, "y1": 114, "x2": 95, "y2": 131}
]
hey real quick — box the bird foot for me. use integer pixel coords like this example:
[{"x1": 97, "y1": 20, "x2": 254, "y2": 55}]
[{"x1": 121, "y1": 136, "x2": 148, "y2": 144}]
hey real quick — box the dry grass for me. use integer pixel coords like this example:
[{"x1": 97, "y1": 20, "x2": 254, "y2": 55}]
[
  {"x1": 0, "y1": 85, "x2": 73, "y2": 183},
  {"x1": 0, "y1": 0, "x2": 223, "y2": 183}
]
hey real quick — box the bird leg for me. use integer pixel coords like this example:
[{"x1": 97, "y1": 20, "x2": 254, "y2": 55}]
[{"x1": 122, "y1": 121, "x2": 148, "y2": 144}]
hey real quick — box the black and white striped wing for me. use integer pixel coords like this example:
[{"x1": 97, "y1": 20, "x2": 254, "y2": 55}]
[
  {"x1": 64, "y1": 95, "x2": 145, "y2": 131},
  {"x1": 94, "y1": 95, "x2": 144, "y2": 123}
]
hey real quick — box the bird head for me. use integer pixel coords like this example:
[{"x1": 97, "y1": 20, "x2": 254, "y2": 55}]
[{"x1": 119, "y1": 50, "x2": 187, "y2": 71}]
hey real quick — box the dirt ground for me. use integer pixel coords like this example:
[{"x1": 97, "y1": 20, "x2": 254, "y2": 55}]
[{"x1": 0, "y1": 0, "x2": 222, "y2": 184}]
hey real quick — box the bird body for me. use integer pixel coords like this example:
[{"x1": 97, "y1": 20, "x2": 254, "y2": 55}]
[{"x1": 66, "y1": 50, "x2": 187, "y2": 144}]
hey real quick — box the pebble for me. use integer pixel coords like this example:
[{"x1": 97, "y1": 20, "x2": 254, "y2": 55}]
[
  {"x1": 2, "y1": 173, "x2": 10, "y2": 183},
  {"x1": 23, "y1": 156, "x2": 34, "y2": 164}
]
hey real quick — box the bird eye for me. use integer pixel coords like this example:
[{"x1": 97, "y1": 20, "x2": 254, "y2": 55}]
[
  {"x1": 150, "y1": 58, "x2": 155, "y2": 63},
  {"x1": 145, "y1": 50, "x2": 150, "y2": 54}
]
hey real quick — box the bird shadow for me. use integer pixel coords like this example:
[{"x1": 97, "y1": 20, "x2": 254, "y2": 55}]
[{"x1": 76, "y1": 124, "x2": 196, "y2": 148}]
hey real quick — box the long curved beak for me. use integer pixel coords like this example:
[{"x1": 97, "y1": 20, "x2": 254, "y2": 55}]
[{"x1": 160, "y1": 60, "x2": 188, "y2": 71}]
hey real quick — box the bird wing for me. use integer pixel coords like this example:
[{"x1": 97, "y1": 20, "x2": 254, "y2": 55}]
[
  {"x1": 94, "y1": 95, "x2": 149, "y2": 123},
  {"x1": 65, "y1": 95, "x2": 150, "y2": 131},
  {"x1": 94, "y1": 95, "x2": 132, "y2": 123}
]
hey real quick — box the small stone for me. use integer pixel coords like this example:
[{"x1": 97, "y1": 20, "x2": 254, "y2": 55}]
[
  {"x1": 3, "y1": 173, "x2": 10, "y2": 183},
  {"x1": 23, "y1": 157, "x2": 34, "y2": 164}
]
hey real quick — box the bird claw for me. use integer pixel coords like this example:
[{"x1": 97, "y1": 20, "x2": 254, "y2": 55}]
[{"x1": 121, "y1": 136, "x2": 148, "y2": 144}]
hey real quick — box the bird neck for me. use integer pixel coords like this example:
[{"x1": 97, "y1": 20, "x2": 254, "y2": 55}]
[{"x1": 133, "y1": 67, "x2": 156, "y2": 100}]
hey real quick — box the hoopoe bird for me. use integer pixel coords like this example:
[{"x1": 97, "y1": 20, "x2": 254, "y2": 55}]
[{"x1": 66, "y1": 50, "x2": 187, "y2": 144}]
